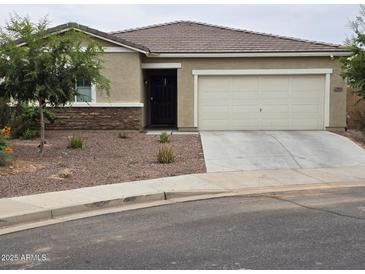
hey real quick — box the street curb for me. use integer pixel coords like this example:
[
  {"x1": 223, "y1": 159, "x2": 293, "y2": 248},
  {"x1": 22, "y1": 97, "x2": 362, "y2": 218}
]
[
  {"x1": 0, "y1": 191, "x2": 225, "y2": 229},
  {"x1": 0, "y1": 181, "x2": 364, "y2": 236},
  {"x1": 1, "y1": 180, "x2": 364, "y2": 233}
]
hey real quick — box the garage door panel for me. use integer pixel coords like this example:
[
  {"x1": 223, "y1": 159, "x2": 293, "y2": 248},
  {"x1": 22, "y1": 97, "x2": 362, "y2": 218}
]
[
  {"x1": 200, "y1": 108, "x2": 229, "y2": 119},
  {"x1": 231, "y1": 105, "x2": 259, "y2": 113},
  {"x1": 260, "y1": 91, "x2": 290, "y2": 99},
  {"x1": 260, "y1": 77, "x2": 290, "y2": 90},
  {"x1": 291, "y1": 104, "x2": 321, "y2": 113},
  {"x1": 290, "y1": 119, "x2": 321, "y2": 130},
  {"x1": 261, "y1": 119, "x2": 291, "y2": 130},
  {"x1": 198, "y1": 75, "x2": 325, "y2": 130},
  {"x1": 200, "y1": 94, "x2": 230, "y2": 106},
  {"x1": 199, "y1": 76, "x2": 232, "y2": 91},
  {"x1": 292, "y1": 76, "x2": 324, "y2": 90},
  {"x1": 231, "y1": 90, "x2": 258, "y2": 100},
  {"x1": 231, "y1": 76, "x2": 258, "y2": 90},
  {"x1": 261, "y1": 105, "x2": 290, "y2": 113}
]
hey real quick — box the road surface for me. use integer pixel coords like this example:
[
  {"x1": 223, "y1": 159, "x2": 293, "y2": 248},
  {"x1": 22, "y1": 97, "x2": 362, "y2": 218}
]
[{"x1": 1, "y1": 186, "x2": 365, "y2": 269}]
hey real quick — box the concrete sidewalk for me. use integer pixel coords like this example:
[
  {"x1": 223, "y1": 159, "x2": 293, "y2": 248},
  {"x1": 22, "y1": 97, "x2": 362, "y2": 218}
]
[{"x1": 1, "y1": 165, "x2": 365, "y2": 229}]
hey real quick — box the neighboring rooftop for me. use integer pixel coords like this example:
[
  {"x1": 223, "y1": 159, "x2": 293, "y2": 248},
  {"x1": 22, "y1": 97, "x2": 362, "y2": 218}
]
[{"x1": 111, "y1": 20, "x2": 348, "y2": 53}]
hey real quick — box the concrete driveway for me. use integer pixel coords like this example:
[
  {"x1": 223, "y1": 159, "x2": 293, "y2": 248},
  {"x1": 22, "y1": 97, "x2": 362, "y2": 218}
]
[{"x1": 200, "y1": 131, "x2": 365, "y2": 172}]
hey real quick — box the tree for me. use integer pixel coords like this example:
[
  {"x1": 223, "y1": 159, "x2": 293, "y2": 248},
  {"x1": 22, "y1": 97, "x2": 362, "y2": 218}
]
[
  {"x1": 0, "y1": 15, "x2": 110, "y2": 155},
  {"x1": 341, "y1": 5, "x2": 365, "y2": 101}
]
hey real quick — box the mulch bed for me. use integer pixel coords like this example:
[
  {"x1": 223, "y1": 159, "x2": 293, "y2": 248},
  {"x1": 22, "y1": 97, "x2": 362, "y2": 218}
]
[
  {"x1": 0, "y1": 130, "x2": 206, "y2": 198},
  {"x1": 338, "y1": 129, "x2": 365, "y2": 149}
]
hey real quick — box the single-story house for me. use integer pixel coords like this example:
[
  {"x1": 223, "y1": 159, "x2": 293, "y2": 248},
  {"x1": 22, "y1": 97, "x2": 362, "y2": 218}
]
[{"x1": 45, "y1": 21, "x2": 352, "y2": 131}]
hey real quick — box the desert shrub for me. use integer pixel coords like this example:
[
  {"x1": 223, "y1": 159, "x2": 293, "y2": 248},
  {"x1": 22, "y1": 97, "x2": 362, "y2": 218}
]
[
  {"x1": 0, "y1": 150, "x2": 10, "y2": 166},
  {"x1": 20, "y1": 128, "x2": 36, "y2": 140},
  {"x1": 159, "y1": 132, "x2": 170, "y2": 143},
  {"x1": 118, "y1": 131, "x2": 128, "y2": 139},
  {"x1": 0, "y1": 127, "x2": 13, "y2": 166},
  {"x1": 67, "y1": 135, "x2": 84, "y2": 149},
  {"x1": 157, "y1": 144, "x2": 175, "y2": 164},
  {"x1": 10, "y1": 104, "x2": 56, "y2": 139}
]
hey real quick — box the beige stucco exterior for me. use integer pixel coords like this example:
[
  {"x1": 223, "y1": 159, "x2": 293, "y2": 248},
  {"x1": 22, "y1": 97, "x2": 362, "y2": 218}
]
[
  {"x1": 86, "y1": 41, "x2": 346, "y2": 130},
  {"x1": 80, "y1": 35, "x2": 347, "y2": 130},
  {"x1": 96, "y1": 52, "x2": 143, "y2": 103},
  {"x1": 142, "y1": 56, "x2": 347, "y2": 130},
  {"x1": 79, "y1": 36, "x2": 143, "y2": 104}
]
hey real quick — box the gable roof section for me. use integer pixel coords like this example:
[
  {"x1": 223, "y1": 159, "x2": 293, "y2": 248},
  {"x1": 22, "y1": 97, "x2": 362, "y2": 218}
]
[
  {"x1": 111, "y1": 21, "x2": 350, "y2": 55},
  {"x1": 16, "y1": 22, "x2": 150, "y2": 54}
]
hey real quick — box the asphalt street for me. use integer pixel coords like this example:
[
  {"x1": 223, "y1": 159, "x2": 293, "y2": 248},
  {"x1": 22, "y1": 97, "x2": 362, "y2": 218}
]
[{"x1": 1, "y1": 186, "x2": 365, "y2": 269}]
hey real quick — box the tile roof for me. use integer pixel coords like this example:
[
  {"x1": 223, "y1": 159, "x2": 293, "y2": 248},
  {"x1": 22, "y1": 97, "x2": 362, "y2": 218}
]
[
  {"x1": 15, "y1": 22, "x2": 150, "y2": 53},
  {"x1": 111, "y1": 21, "x2": 348, "y2": 53}
]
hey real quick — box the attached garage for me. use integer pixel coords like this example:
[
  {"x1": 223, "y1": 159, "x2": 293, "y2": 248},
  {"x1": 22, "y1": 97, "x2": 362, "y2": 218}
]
[{"x1": 193, "y1": 69, "x2": 332, "y2": 131}]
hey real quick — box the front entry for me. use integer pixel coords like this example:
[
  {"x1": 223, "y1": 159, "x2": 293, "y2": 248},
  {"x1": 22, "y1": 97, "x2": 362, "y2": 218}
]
[{"x1": 145, "y1": 69, "x2": 177, "y2": 128}]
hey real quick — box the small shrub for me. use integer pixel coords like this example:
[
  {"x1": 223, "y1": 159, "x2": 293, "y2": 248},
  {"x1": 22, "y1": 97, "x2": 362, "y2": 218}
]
[
  {"x1": 157, "y1": 144, "x2": 175, "y2": 164},
  {"x1": 20, "y1": 128, "x2": 35, "y2": 140},
  {"x1": 159, "y1": 132, "x2": 170, "y2": 143},
  {"x1": 118, "y1": 131, "x2": 128, "y2": 139},
  {"x1": 67, "y1": 135, "x2": 84, "y2": 149},
  {"x1": 0, "y1": 150, "x2": 10, "y2": 167},
  {"x1": 10, "y1": 103, "x2": 56, "y2": 139},
  {"x1": 0, "y1": 127, "x2": 12, "y2": 166}
]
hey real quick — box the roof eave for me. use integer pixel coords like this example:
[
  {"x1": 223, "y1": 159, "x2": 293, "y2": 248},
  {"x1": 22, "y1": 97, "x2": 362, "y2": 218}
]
[
  {"x1": 16, "y1": 22, "x2": 151, "y2": 54},
  {"x1": 149, "y1": 51, "x2": 353, "y2": 58}
]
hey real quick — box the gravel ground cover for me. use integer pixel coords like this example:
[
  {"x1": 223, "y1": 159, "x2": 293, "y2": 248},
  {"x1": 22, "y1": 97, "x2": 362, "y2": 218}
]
[{"x1": 0, "y1": 130, "x2": 206, "y2": 198}]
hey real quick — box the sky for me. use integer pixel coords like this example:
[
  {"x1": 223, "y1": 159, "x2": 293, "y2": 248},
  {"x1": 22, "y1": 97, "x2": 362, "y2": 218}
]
[{"x1": 0, "y1": 4, "x2": 360, "y2": 44}]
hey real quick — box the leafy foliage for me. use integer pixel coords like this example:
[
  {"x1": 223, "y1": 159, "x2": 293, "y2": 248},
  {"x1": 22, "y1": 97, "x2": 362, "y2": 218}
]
[
  {"x1": 20, "y1": 128, "x2": 36, "y2": 140},
  {"x1": 10, "y1": 103, "x2": 56, "y2": 139},
  {"x1": 159, "y1": 132, "x2": 170, "y2": 143},
  {"x1": 341, "y1": 5, "x2": 365, "y2": 100},
  {"x1": 0, "y1": 98, "x2": 12, "y2": 128},
  {"x1": 157, "y1": 144, "x2": 175, "y2": 164},
  {"x1": 0, "y1": 127, "x2": 12, "y2": 166},
  {"x1": 67, "y1": 135, "x2": 84, "y2": 149},
  {"x1": 0, "y1": 15, "x2": 110, "y2": 155}
]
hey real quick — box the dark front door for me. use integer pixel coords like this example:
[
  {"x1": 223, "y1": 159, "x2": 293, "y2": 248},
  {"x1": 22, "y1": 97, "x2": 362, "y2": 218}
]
[{"x1": 146, "y1": 70, "x2": 177, "y2": 127}]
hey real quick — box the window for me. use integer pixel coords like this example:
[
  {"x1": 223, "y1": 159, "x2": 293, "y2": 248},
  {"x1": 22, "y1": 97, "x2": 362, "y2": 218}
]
[{"x1": 75, "y1": 79, "x2": 92, "y2": 102}]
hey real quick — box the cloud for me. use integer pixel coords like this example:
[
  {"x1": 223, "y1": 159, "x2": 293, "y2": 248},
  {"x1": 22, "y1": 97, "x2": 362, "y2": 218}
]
[{"x1": 0, "y1": 4, "x2": 360, "y2": 44}]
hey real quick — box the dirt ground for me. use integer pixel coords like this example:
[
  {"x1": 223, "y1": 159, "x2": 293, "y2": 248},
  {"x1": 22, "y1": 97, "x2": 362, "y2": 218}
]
[{"x1": 0, "y1": 130, "x2": 206, "y2": 198}]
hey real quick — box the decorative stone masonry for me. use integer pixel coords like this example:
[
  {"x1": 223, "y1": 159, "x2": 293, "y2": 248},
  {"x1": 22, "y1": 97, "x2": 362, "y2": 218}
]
[{"x1": 46, "y1": 107, "x2": 142, "y2": 130}]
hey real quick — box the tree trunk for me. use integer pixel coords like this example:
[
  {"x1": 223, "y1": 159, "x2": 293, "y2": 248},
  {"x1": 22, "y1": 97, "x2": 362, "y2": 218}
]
[{"x1": 39, "y1": 99, "x2": 45, "y2": 157}]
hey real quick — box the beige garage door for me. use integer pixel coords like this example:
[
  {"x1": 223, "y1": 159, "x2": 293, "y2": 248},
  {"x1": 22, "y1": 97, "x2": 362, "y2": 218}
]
[{"x1": 198, "y1": 75, "x2": 325, "y2": 130}]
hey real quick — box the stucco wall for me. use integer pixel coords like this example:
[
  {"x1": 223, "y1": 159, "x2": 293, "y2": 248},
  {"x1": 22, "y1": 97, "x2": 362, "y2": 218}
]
[
  {"x1": 96, "y1": 52, "x2": 143, "y2": 103},
  {"x1": 142, "y1": 56, "x2": 346, "y2": 129},
  {"x1": 78, "y1": 36, "x2": 143, "y2": 104}
]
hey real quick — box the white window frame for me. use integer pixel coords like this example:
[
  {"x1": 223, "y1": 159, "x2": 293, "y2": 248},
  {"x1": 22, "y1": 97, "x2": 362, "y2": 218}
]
[
  {"x1": 192, "y1": 68, "x2": 333, "y2": 129},
  {"x1": 73, "y1": 79, "x2": 96, "y2": 104}
]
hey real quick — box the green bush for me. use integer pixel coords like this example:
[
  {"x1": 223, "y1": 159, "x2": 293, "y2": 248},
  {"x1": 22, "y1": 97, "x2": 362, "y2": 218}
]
[
  {"x1": 0, "y1": 150, "x2": 10, "y2": 166},
  {"x1": 20, "y1": 128, "x2": 36, "y2": 140},
  {"x1": 159, "y1": 132, "x2": 170, "y2": 143},
  {"x1": 0, "y1": 135, "x2": 11, "y2": 166},
  {"x1": 67, "y1": 135, "x2": 84, "y2": 149},
  {"x1": 157, "y1": 144, "x2": 175, "y2": 164},
  {"x1": 10, "y1": 103, "x2": 56, "y2": 139}
]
